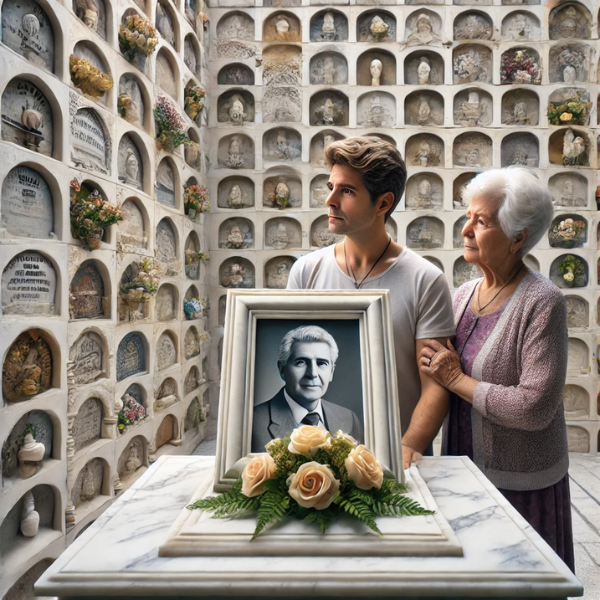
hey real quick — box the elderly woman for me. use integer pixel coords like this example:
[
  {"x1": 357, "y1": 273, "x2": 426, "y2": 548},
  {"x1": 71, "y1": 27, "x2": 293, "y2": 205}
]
[{"x1": 419, "y1": 168, "x2": 574, "y2": 571}]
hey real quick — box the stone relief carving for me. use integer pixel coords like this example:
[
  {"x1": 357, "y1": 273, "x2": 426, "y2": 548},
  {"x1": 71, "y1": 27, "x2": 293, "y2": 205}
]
[
  {"x1": 549, "y1": 43, "x2": 590, "y2": 84},
  {"x1": 311, "y1": 215, "x2": 343, "y2": 248},
  {"x1": 74, "y1": 0, "x2": 105, "y2": 37},
  {"x1": 263, "y1": 46, "x2": 301, "y2": 86},
  {"x1": 501, "y1": 133, "x2": 539, "y2": 168},
  {"x1": 453, "y1": 133, "x2": 492, "y2": 168},
  {"x1": 217, "y1": 12, "x2": 254, "y2": 40},
  {"x1": 218, "y1": 177, "x2": 254, "y2": 209},
  {"x1": 549, "y1": 173, "x2": 587, "y2": 208},
  {"x1": 405, "y1": 12, "x2": 442, "y2": 46},
  {"x1": 501, "y1": 89, "x2": 539, "y2": 126},
  {"x1": 405, "y1": 92, "x2": 444, "y2": 126},
  {"x1": 118, "y1": 200, "x2": 147, "y2": 249},
  {"x1": 69, "y1": 331, "x2": 105, "y2": 384},
  {"x1": 405, "y1": 174, "x2": 443, "y2": 210},
  {"x1": 156, "y1": 332, "x2": 177, "y2": 371},
  {"x1": 263, "y1": 128, "x2": 302, "y2": 162},
  {"x1": 184, "y1": 328, "x2": 200, "y2": 359},
  {"x1": 404, "y1": 52, "x2": 443, "y2": 85},
  {"x1": 310, "y1": 11, "x2": 348, "y2": 42},
  {"x1": 72, "y1": 457, "x2": 104, "y2": 507},
  {"x1": 566, "y1": 426, "x2": 588, "y2": 451},
  {"x1": 155, "y1": 377, "x2": 178, "y2": 412},
  {"x1": 357, "y1": 93, "x2": 395, "y2": 128},
  {"x1": 565, "y1": 296, "x2": 588, "y2": 328},
  {"x1": 453, "y1": 258, "x2": 483, "y2": 287},
  {"x1": 562, "y1": 385, "x2": 588, "y2": 419},
  {"x1": 184, "y1": 366, "x2": 200, "y2": 395},
  {"x1": 218, "y1": 134, "x2": 254, "y2": 169},
  {"x1": 118, "y1": 437, "x2": 145, "y2": 479},
  {"x1": 217, "y1": 90, "x2": 254, "y2": 125},
  {"x1": 407, "y1": 134, "x2": 444, "y2": 168},
  {"x1": 156, "y1": 219, "x2": 179, "y2": 275},
  {"x1": 118, "y1": 76, "x2": 144, "y2": 127},
  {"x1": 72, "y1": 397, "x2": 103, "y2": 452},
  {"x1": 407, "y1": 217, "x2": 443, "y2": 249},
  {"x1": 155, "y1": 285, "x2": 176, "y2": 321},
  {"x1": 263, "y1": 12, "x2": 301, "y2": 42},
  {"x1": 265, "y1": 218, "x2": 301, "y2": 250},
  {"x1": 357, "y1": 13, "x2": 395, "y2": 43},
  {"x1": 263, "y1": 177, "x2": 301, "y2": 209},
  {"x1": 265, "y1": 257, "x2": 295, "y2": 289},
  {"x1": 70, "y1": 107, "x2": 110, "y2": 174},
  {"x1": 118, "y1": 136, "x2": 143, "y2": 190},
  {"x1": 568, "y1": 338, "x2": 588, "y2": 372},
  {"x1": 219, "y1": 218, "x2": 254, "y2": 249},
  {"x1": 220, "y1": 258, "x2": 254, "y2": 288},
  {"x1": 263, "y1": 87, "x2": 302, "y2": 123},
  {"x1": 218, "y1": 64, "x2": 255, "y2": 85},
  {"x1": 69, "y1": 262, "x2": 105, "y2": 319},
  {"x1": 454, "y1": 12, "x2": 492, "y2": 40},
  {"x1": 1, "y1": 0, "x2": 55, "y2": 71},
  {"x1": 501, "y1": 11, "x2": 540, "y2": 41},
  {"x1": 453, "y1": 46, "x2": 492, "y2": 83},
  {"x1": 549, "y1": 4, "x2": 590, "y2": 40},
  {"x1": 453, "y1": 89, "x2": 492, "y2": 127},
  {"x1": 309, "y1": 52, "x2": 348, "y2": 86},
  {"x1": 116, "y1": 332, "x2": 146, "y2": 381}
]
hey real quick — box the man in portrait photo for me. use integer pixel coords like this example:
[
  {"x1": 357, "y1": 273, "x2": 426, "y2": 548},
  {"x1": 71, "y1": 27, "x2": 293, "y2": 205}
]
[{"x1": 251, "y1": 325, "x2": 363, "y2": 453}]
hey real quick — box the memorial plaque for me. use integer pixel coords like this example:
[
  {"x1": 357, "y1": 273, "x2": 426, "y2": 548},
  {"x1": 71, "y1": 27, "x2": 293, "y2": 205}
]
[
  {"x1": 118, "y1": 200, "x2": 146, "y2": 248},
  {"x1": 184, "y1": 366, "x2": 200, "y2": 395},
  {"x1": 118, "y1": 135, "x2": 143, "y2": 189},
  {"x1": 69, "y1": 263, "x2": 105, "y2": 319},
  {"x1": 69, "y1": 331, "x2": 105, "y2": 385},
  {"x1": 1, "y1": 166, "x2": 53, "y2": 238},
  {"x1": 156, "y1": 51, "x2": 177, "y2": 98},
  {"x1": 1, "y1": 0, "x2": 54, "y2": 71},
  {"x1": 2, "y1": 252, "x2": 56, "y2": 315},
  {"x1": 184, "y1": 397, "x2": 201, "y2": 432},
  {"x1": 156, "y1": 285, "x2": 176, "y2": 321},
  {"x1": 184, "y1": 328, "x2": 200, "y2": 359},
  {"x1": 156, "y1": 332, "x2": 176, "y2": 371},
  {"x1": 1, "y1": 79, "x2": 53, "y2": 156},
  {"x1": 71, "y1": 457, "x2": 104, "y2": 508},
  {"x1": 118, "y1": 75, "x2": 144, "y2": 127},
  {"x1": 72, "y1": 397, "x2": 103, "y2": 452},
  {"x1": 155, "y1": 414, "x2": 175, "y2": 449},
  {"x1": 156, "y1": 160, "x2": 175, "y2": 206},
  {"x1": 70, "y1": 108, "x2": 109, "y2": 174},
  {"x1": 156, "y1": 220, "x2": 178, "y2": 272},
  {"x1": 116, "y1": 332, "x2": 146, "y2": 381}
]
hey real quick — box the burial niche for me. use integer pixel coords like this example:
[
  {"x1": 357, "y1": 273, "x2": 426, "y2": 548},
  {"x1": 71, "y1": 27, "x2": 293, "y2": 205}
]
[
  {"x1": 218, "y1": 134, "x2": 254, "y2": 169},
  {"x1": 309, "y1": 52, "x2": 348, "y2": 86},
  {"x1": 217, "y1": 89, "x2": 254, "y2": 125},
  {"x1": 72, "y1": 397, "x2": 103, "y2": 452},
  {"x1": 183, "y1": 36, "x2": 199, "y2": 76},
  {"x1": 74, "y1": 0, "x2": 107, "y2": 39},
  {"x1": 1, "y1": 0, "x2": 54, "y2": 71},
  {"x1": 155, "y1": 49, "x2": 178, "y2": 98},
  {"x1": 117, "y1": 135, "x2": 143, "y2": 190},
  {"x1": 118, "y1": 199, "x2": 147, "y2": 248},
  {"x1": 156, "y1": 1, "x2": 176, "y2": 47},
  {"x1": 2, "y1": 252, "x2": 56, "y2": 316},
  {"x1": 184, "y1": 397, "x2": 202, "y2": 434},
  {"x1": 453, "y1": 88, "x2": 492, "y2": 127},
  {"x1": 310, "y1": 92, "x2": 348, "y2": 127},
  {"x1": 453, "y1": 216, "x2": 468, "y2": 248},
  {"x1": 404, "y1": 51, "x2": 444, "y2": 85},
  {"x1": 118, "y1": 76, "x2": 145, "y2": 128},
  {"x1": 549, "y1": 87, "x2": 590, "y2": 126},
  {"x1": 357, "y1": 11, "x2": 395, "y2": 43},
  {"x1": 218, "y1": 176, "x2": 254, "y2": 209},
  {"x1": 310, "y1": 175, "x2": 330, "y2": 208},
  {"x1": 357, "y1": 92, "x2": 396, "y2": 128},
  {"x1": 185, "y1": 233, "x2": 202, "y2": 279},
  {"x1": 263, "y1": 12, "x2": 300, "y2": 42},
  {"x1": 404, "y1": 11, "x2": 442, "y2": 47},
  {"x1": 184, "y1": 328, "x2": 200, "y2": 360},
  {"x1": 550, "y1": 254, "x2": 588, "y2": 289},
  {"x1": 500, "y1": 47, "x2": 541, "y2": 85},
  {"x1": 1, "y1": 166, "x2": 54, "y2": 239},
  {"x1": 69, "y1": 261, "x2": 105, "y2": 320},
  {"x1": 184, "y1": 365, "x2": 201, "y2": 395},
  {"x1": 453, "y1": 133, "x2": 493, "y2": 168},
  {"x1": 405, "y1": 91, "x2": 444, "y2": 127},
  {"x1": 262, "y1": 87, "x2": 302, "y2": 123},
  {"x1": 310, "y1": 130, "x2": 345, "y2": 167},
  {"x1": 116, "y1": 332, "x2": 146, "y2": 381},
  {"x1": 405, "y1": 173, "x2": 443, "y2": 210},
  {"x1": 216, "y1": 11, "x2": 254, "y2": 42},
  {"x1": 453, "y1": 258, "x2": 483, "y2": 287},
  {"x1": 1, "y1": 79, "x2": 53, "y2": 156},
  {"x1": 156, "y1": 331, "x2": 177, "y2": 371},
  {"x1": 563, "y1": 385, "x2": 588, "y2": 419},
  {"x1": 155, "y1": 219, "x2": 179, "y2": 275},
  {"x1": 218, "y1": 218, "x2": 254, "y2": 250},
  {"x1": 501, "y1": 11, "x2": 541, "y2": 41},
  {"x1": 549, "y1": 43, "x2": 590, "y2": 83},
  {"x1": 155, "y1": 158, "x2": 176, "y2": 206},
  {"x1": 407, "y1": 217, "x2": 444, "y2": 249},
  {"x1": 311, "y1": 215, "x2": 343, "y2": 249},
  {"x1": 263, "y1": 128, "x2": 301, "y2": 163},
  {"x1": 69, "y1": 331, "x2": 105, "y2": 384},
  {"x1": 70, "y1": 42, "x2": 112, "y2": 101},
  {"x1": 70, "y1": 108, "x2": 110, "y2": 174},
  {"x1": 567, "y1": 426, "x2": 589, "y2": 452},
  {"x1": 265, "y1": 257, "x2": 296, "y2": 289},
  {"x1": 263, "y1": 45, "x2": 301, "y2": 87},
  {"x1": 453, "y1": 45, "x2": 492, "y2": 84},
  {"x1": 263, "y1": 173, "x2": 301, "y2": 209},
  {"x1": 565, "y1": 295, "x2": 588, "y2": 328},
  {"x1": 454, "y1": 11, "x2": 493, "y2": 40},
  {"x1": 357, "y1": 50, "x2": 396, "y2": 86},
  {"x1": 220, "y1": 257, "x2": 255, "y2": 288},
  {"x1": 156, "y1": 414, "x2": 176, "y2": 449},
  {"x1": 549, "y1": 128, "x2": 589, "y2": 167},
  {"x1": 218, "y1": 64, "x2": 255, "y2": 86},
  {"x1": 549, "y1": 4, "x2": 591, "y2": 40},
  {"x1": 453, "y1": 173, "x2": 476, "y2": 209},
  {"x1": 501, "y1": 89, "x2": 539, "y2": 126},
  {"x1": 568, "y1": 338, "x2": 588, "y2": 372},
  {"x1": 155, "y1": 284, "x2": 177, "y2": 321},
  {"x1": 72, "y1": 457, "x2": 105, "y2": 507},
  {"x1": 549, "y1": 214, "x2": 587, "y2": 249},
  {"x1": 552, "y1": 163, "x2": 589, "y2": 197},
  {"x1": 117, "y1": 436, "x2": 145, "y2": 480},
  {"x1": 154, "y1": 377, "x2": 178, "y2": 412},
  {"x1": 264, "y1": 217, "x2": 301, "y2": 250},
  {"x1": 406, "y1": 134, "x2": 445, "y2": 168},
  {"x1": 501, "y1": 132, "x2": 539, "y2": 168},
  {"x1": 310, "y1": 11, "x2": 348, "y2": 42}
]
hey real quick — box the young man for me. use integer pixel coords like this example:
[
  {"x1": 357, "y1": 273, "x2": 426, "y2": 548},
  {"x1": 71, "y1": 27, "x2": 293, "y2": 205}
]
[{"x1": 286, "y1": 137, "x2": 455, "y2": 466}]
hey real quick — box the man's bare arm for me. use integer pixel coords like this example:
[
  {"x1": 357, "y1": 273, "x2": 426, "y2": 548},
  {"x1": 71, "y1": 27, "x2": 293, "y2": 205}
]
[{"x1": 401, "y1": 337, "x2": 451, "y2": 469}]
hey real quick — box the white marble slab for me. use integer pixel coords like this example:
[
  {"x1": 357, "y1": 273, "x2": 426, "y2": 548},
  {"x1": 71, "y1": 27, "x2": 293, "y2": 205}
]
[{"x1": 36, "y1": 455, "x2": 583, "y2": 599}]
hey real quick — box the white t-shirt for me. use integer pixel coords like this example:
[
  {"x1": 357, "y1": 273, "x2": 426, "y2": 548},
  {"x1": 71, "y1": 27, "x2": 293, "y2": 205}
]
[{"x1": 287, "y1": 245, "x2": 455, "y2": 433}]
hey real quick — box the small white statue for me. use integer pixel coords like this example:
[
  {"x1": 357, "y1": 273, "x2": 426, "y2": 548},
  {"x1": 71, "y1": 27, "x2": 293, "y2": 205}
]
[
  {"x1": 370, "y1": 59, "x2": 382, "y2": 86},
  {"x1": 125, "y1": 148, "x2": 138, "y2": 181},
  {"x1": 417, "y1": 57, "x2": 431, "y2": 85},
  {"x1": 228, "y1": 96, "x2": 246, "y2": 126},
  {"x1": 563, "y1": 64, "x2": 576, "y2": 84},
  {"x1": 226, "y1": 225, "x2": 245, "y2": 249},
  {"x1": 18, "y1": 431, "x2": 45, "y2": 479},
  {"x1": 563, "y1": 128, "x2": 585, "y2": 166},
  {"x1": 20, "y1": 491, "x2": 40, "y2": 537},
  {"x1": 417, "y1": 178, "x2": 433, "y2": 205},
  {"x1": 322, "y1": 12, "x2": 335, "y2": 39},
  {"x1": 275, "y1": 17, "x2": 290, "y2": 36},
  {"x1": 227, "y1": 184, "x2": 243, "y2": 208}
]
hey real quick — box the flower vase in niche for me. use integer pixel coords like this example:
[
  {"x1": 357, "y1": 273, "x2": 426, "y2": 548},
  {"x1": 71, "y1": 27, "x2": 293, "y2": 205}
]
[
  {"x1": 547, "y1": 100, "x2": 591, "y2": 126},
  {"x1": 184, "y1": 185, "x2": 210, "y2": 218},
  {"x1": 370, "y1": 16, "x2": 389, "y2": 41},
  {"x1": 118, "y1": 394, "x2": 146, "y2": 433},
  {"x1": 184, "y1": 85, "x2": 206, "y2": 125},
  {"x1": 20, "y1": 491, "x2": 40, "y2": 537},
  {"x1": 370, "y1": 60, "x2": 382, "y2": 86},
  {"x1": 119, "y1": 15, "x2": 158, "y2": 69},
  {"x1": 155, "y1": 96, "x2": 190, "y2": 151},
  {"x1": 563, "y1": 129, "x2": 587, "y2": 166},
  {"x1": 18, "y1": 427, "x2": 45, "y2": 478},
  {"x1": 550, "y1": 218, "x2": 586, "y2": 249}
]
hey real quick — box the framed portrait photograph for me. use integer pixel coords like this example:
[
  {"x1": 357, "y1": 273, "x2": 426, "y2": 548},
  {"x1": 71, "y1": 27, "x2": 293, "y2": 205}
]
[{"x1": 214, "y1": 290, "x2": 403, "y2": 491}]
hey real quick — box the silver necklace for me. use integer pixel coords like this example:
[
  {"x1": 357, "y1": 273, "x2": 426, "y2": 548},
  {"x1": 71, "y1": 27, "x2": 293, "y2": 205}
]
[
  {"x1": 344, "y1": 237, "x2": 392, "y2": 289},
  {"x1": 476, "y1": 262, "x2": 523, "y2": 313}
]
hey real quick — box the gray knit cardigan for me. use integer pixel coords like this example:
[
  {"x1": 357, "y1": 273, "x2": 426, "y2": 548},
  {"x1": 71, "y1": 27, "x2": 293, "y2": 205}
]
[{"x1": 442, "y1": 269, "x2": 569, "y2": 491}]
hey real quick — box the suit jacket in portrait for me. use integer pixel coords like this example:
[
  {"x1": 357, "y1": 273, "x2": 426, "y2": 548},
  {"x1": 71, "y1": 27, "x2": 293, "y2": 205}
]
[{"x1": 251, "y1": 388, "x2": 363, "y2": 453}]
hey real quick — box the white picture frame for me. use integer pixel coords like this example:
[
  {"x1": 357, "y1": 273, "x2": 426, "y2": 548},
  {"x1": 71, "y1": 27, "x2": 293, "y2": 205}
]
[{"x1": 214, "y1": 289, "x2": 403, "y2": 491}]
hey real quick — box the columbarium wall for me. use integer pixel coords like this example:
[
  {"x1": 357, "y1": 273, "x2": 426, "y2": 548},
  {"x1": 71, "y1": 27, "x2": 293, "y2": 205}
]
[{"x1": 0, "y1": 0, "x2": 210, "y2": 594}]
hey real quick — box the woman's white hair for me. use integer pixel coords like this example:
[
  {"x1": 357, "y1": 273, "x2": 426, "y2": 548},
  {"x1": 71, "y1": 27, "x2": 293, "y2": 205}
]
[{"x1": 462, "y1": 167, "x2": 553, "y2": 257}]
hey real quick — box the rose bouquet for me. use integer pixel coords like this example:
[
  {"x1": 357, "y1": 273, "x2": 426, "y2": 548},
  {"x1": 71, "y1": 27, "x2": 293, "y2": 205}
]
[
  {"x1": 188, "y1": 426, "x2": 432, "y2": 540},
  {"x1": 118, "y1": 15, "x2": 159, "y2": 61}
]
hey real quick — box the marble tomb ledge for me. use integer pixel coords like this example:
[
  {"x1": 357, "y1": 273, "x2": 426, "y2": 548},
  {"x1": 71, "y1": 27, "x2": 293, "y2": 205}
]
[{"x1": 36, "y1": 455, "x2": 582, "y2": 600}]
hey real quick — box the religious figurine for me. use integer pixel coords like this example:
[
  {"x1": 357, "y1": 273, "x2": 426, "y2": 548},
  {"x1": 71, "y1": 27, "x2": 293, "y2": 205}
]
[
  {"x1": 75, "y1": 0, "x2": 98, "y2": 31},
  {"x1": 123, "y1": 443, "x2": 142, "y2": 476},
  {"x1": 416, "y1": 178, "x2": 434, "y2": 208},
  {"x1": 562, "y1": 128, "x2": 586, "y2": 166},
  {"x1": 417, "y1": 97, "x2": 431, "y2": 125},
  {"x1": 267, "y1": 261, "x2": 290, "y2": 288},
  {"x1": 222, "y1": 262, "x2": 248, "y2": 287},
  {"x1": 316, "y1": 98, "x2": 335, "y2": 126},
  {"x1": 226, "y1": 136, "x2": 244, "y2": 168},
  {"x1": 226, "y1": 225, "x2": 245, "y2": 249},
  {"x1": 18, "y1": 429, "x2": 45, "y2": 479},
  {"x1": 268, "y1": 223, "x2": 291, "y2": 249},
  {"x1": 369, "y1": 15, "x2": 389, "y2": 41},
  {"x1": 415, "y1": 141, "x2": 431, "y2": 167},
  {"x1": 370, "y1": 59, "x2": 382, "y2": 86},
  {"x1": 465, "y1": 148, "x2": 481, "y2": 168},
  {"x1": 20, "y1": 491, "x2": 40, "y2": 537},
  {"x1": 563, "y1": 64, "x2": 576, "y2": 84},
  {"x1": 228, "y1": 96, "x2": 246, "y2": 126},
  {"x1": 417, "y1": 57, "x2": 431, "y2": 85},
  {"x1": 275, "y1": 17, "x2": 290, "y2": 37},
  {"x1": 227, "y1": 184, "x2": 244, "y2": 208},
  {"x1": 406, "y1": 13, "x2": 440, "y2": 46},
  {"x1": 321, "y1": 12, "x2": 336, "y2": 40},
  {"x1": 272, "y1": 182, "x2": 291, "y2": 208},
  {"x1": 275, "y1": 130, "x2": 300, "y2": 160},
  {"x1": 125, "y1": 148, "x2": 139, "y2": 182}
]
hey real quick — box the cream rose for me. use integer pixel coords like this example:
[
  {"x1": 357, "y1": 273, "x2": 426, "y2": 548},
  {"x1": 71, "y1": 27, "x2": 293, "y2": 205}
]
[
  {"x1": 287, "y1": 462, "x2": 340, "y2": 510},
  {"x1": 241, "y1": 453, "x2": 276, "y2": 497},
  {"x1": 345, "y1": 445, "x2": 384, "y2": 490},
  {"x1": 288, "y1": 425, "x2": 331, "y2": 457}
]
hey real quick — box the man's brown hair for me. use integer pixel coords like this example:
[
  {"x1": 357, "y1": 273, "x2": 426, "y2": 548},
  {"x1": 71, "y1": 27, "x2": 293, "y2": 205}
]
[{"x1": 324, "y1": 136, "x2": 407, "y2": 222}]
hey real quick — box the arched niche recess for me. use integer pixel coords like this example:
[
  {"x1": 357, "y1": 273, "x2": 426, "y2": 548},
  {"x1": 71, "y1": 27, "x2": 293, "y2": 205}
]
[
  {"x1": 453, "y1": 257, "x2": 483, "y2": 288},
  {"x1": 116, "y1": 332, "x2": 147, "y2": 381},
  {"x1": 264, "y1": 217, "x2": 301, "y2": 250},
  {"x1": 156, "y1": 331, "x2": 178, "y2": 371},
  {"x1": 453, "y1": 88, "x2": 492, "y2": 127},
  {"x1": 74, "y1": 0, "x2": 108, "y2": 40},
  {"x1": 71, "y1": 41, "x2": 112, "y2": 103},
  {"x1": 2, "y1": 251, "x2": 57, "y2": 316},
  {"x1": 118, "y1": 75, "x2": 147, "y2": 129},
  {"x1": 453, "y1": 216, "x2": 467, "y2": 247},
  {"x1": 219, "y1": 257, "x2": 255, "y2": 289},
  {"x1": 156, "y1": 218, "x2": 180, "y2": 276},
  {"x1": 265, "y1": 256, "x2": 296, "y2": 289},
  {"x1": 218, "y1": 63, "x2": 255, "y2": 86},
  {"x1": 262, "y1": 12, "x2": 301, "y2": 43},
  {"x1": 219, "y1": 217, "x2": 255, "y2": 250},
  {"x1": 310, "y1": 130, "x2": 345, "y2": 167},
  {"x1": 357, "y1": 10, "x2": 396, "y2": 43},
  {"x1": 69, "y1": 330, "x2": 107, "y2": 385},
  {"x1": 155, "y1": 48, "x2": 179, "y2": 100},
  {"x1": 156, "y1": 0, "x2": 178, "y2": 49},
  {"x1": 310, "y1": 175, "x2": 329, "y2": 208},
  {"x1": 263, "y1": 170, "x2": 302, "y2": 209},
  {"x1": 549, "y1": 3, "x2": 591, "y2": 40},
  {"x1": 184, "y1": 232, "x2": 202, "y2": 280},
  {"x1": 184, "y1": 397, "x2": 202, "y2": 436},
  {"x1": 184, "y1": 34, "x2": 200, "y2": 76},
  {"x1": 216, "y1": 12, "x2": 254, "y2": 41},
  {"x1": 406, "y1": 217, "x2": 444, "y2": 249},
  {"x1": 217, "y1": 89, "x2": 255, "y2": 125},
  {"x1": 217, "y1": 176, "x2": 255, "y2": 209},
  {"x1": 184, "y1": 327, "x2": 200, "y2": 360},
  {"x1": 405, "y1": 172, "x2": 443, "y2": 210},
  {"x1": 310, "y1": 10, "x2": 348, "y2": 42},
  {"x1": 549, "y1": 42, "x2": 591, "y2": 84},
  {"x1": 453, "y1": 11, "x2": 493, "y2": 40},
  {"x1": 501, "y1": 11, "x2": 541, "y2": 41},
  {"x1": 565, "y1": 295, "x2": 588, "y2": 329},
  {"x1": 69, "y1": 260, "x2": 107, "y2": 320},
  {"x1": 117, "y1": 435, "x2": 147, "y2": 482},
  {"x1": 155, "y1": 157, "x2": 178, "y2": 207},
  {"x1": 118, "y1": 198, "x2": 148, "y2": 249},
  {"x1": 184, "y1": 365, "x2": 201, "y2": 395},
  {"x1": 500, "y1": 47, "x2": 541, "y2": 85},
  {"x1": 357, "y1": 92, "x2": 396, "y2": 128},
  {"x1": 562, "y1": 384, "x2": 589, "y2": 419},
  {"x1": 185, "y1": 127, "x2": 201, "y2": 170},
  {"x1": 501, "y1": 132, "x2": 539, "y2": 167},
  {"x1": 548, "y1": 214, "x2": 587, "y2": 249},
  {"x1": 72, "y1": 397, "x2": 104, "y2": 452},
  {"x1": 549, "y1": 253, "x2": 589, "y2": 289},
  {"x1": 549, "y1": 173, "x2": 588, "y2": 208},
  {"x1": 452, "y1": 44, "x2": 492, "y2": 84},
  {"x1": 311, "y1": 215, "x2": 343, "y2": 249},
  {"x1": 1, "y1": 78, "x2": 54, "y2": 157},
  {"x1": 501, "y1": 88, "x2": 539, "y2": 126},
  {"x1": 568, "y1": 337, "x2": 589, "y2": 373},
  {"x1": 263, "y1": 45, "x2": 301, "y2": 87},
  {"x1": 117, "y1": 134, "x2": 144, "y2": 191},
  {"x1": 405, "y1": 90, "x2": 444, "y2": 126},
  {"x1": 218, "y1": 133, "x2": 255, "y2": 169},
  {"x1": 406, "y1": 133, "x2": 445, "y2": 168},
  {"x1": 155, "y1": 414, "x2": 178, "y2": 450},
  {"x1": 154, "y1": 376, "x2": 179, "y2": 412},
  {"x1": 549, "y1": 128, "x2": 589, "y2": 167},
  {"x1": 453, "y1": 172, "x2": 476, "y2": 209},
  {"x1": 70, "y1": 107, "x2": 110, "y2": 175},
  {"x1": 309, "y1": 52, "x2": 348, "y2": 86},
  {"x1": 71, "y1": 457, "x2": 109, "y2": 508},
  {"x1": 453, "y1": 132, "x2": 493, "y2": 168},
  {"x1": 405, "y1": 50, "x2": 444, "y2": 85},
  {"x1": 357, "y1": 50, "x2": 396, "y2": 86},
  {"x1": 155, "y1": 284, "x2": 178, "y2": 322},
  {"x1": 1, "y1": 0, "x2": 55, "y2": 72},
  {"x1": 263, "y1": 127, "x2": 301, "y2": 162}
]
